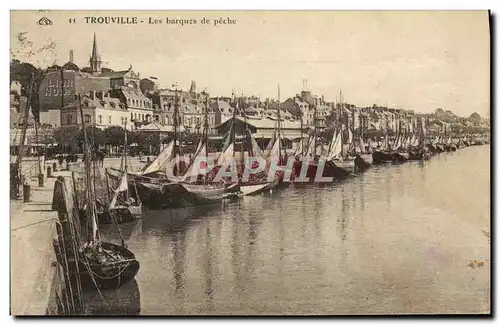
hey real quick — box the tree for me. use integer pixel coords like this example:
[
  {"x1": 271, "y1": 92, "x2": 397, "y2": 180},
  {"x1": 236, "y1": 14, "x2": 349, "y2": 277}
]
[
  {"x1": 104, "y1": 126, "x2": 126, "y2": 147},
  {"x1": 140, "y1": 78, "x2": 156, "y2": 95},
  {"x1": 11, "y1": 32, "x2": 57, "y2": 121},
  {"x1": 434, "y1": 108, "x2": 445, "y2": 115},
  {"x1": 78, "y1": 126, "x2": 106, "y2": 147},
  {"x1": 53, "y1": 126, "x2": 80, "y2": 146},
  {"x1": 469, "y1": 112, "x2": 482, "y2": 124}
]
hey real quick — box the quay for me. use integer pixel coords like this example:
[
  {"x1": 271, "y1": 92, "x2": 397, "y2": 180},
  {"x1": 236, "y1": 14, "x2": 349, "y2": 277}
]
[
  {"x1": 11, "y1": 172, "x2": 60, "y2": 315},
  {"x1": 10, "y1": 157, "x2": 148, "y2": 316}
]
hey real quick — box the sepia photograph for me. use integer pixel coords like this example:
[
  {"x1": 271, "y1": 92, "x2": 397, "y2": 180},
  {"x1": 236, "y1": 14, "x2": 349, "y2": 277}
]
[{"x1": 9, "y1": 10, "x2": 490, "y2": 316}]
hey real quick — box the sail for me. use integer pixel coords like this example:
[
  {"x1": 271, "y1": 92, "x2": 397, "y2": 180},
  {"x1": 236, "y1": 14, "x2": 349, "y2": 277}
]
[
  {"x1": 359, "y1": 136, "x2": 366, "y2": 153},
  {"x1": 140, "y1": 139, "x2": 176, "y2": 175},
  {"x1": 109, "y1": 172, "x2": 128, "y2": 209},
  {"x1": 304, "y1": 135, "x2": 317, "y2": 157},
  {"x1": 382, "y1": 135, "x2": 389, "y2": 150},
  {"x1": 182, "y1": 140, "x2": 208, "y2": 182},
  {"x1": 347, "y1": 128, "x2": 353, "y2": 145},
  {"x1": 216, "y1": 143, "x2": 234, "y2": 166},
  {"x1": 294, "y1": 137, "x2": 305, "y2": 157},
  {"x1": 267, "y1": 133, "x2": 282, "y2": 161},
  {"x1": 195, "y1": 139, "x2": 203, "y2": 156},
  {"x1": 250, "y1": 132, "x2": 265, "y2": 159},
  {"x1": 326, "y1": 130, "x2": 339, "y2": 157},
  {"x1": 265, "y1": 131, "x2": 276, "y2": 153},
  {"x1": 409, "y1": 134, "x2": 417, "y2": 147},
  {"x1": 327, "y1": 130, "x2": 342, "y2": 160}
]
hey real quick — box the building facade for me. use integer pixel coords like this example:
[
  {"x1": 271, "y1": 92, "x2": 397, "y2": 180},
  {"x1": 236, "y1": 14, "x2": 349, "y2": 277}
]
[{"x1": 60, "y1": 91, "x2": 131, "y2": 130}]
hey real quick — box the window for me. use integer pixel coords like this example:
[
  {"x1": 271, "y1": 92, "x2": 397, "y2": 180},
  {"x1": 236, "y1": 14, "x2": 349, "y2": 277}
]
[
  {"x1": 108, "y1": 115, "x2": 112, "y2": 124},
  {"x1": 84, "y1": 114, "x2": 91, "y2": 124},
  {"x1": 196, "y1": 117, "x2": 200, "y2": 125},
  {"x1": 131, "y1": 113, "x2": 133, "y2": 121},
  {"x1": 98, "y1": 115, "x2": 102, "y2": 124},
  {"x1": 125, "y1": 117, "x2": 127, "y2": 125},
  {"x1": 67, "y1": 115, "x2": 72, "y2": 125}
]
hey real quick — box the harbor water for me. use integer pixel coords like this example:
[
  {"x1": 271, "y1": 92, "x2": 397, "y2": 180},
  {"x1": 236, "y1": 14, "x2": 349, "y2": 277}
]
[{"x1": 96, "y1": 145, "x2": 490, "y2": 315}]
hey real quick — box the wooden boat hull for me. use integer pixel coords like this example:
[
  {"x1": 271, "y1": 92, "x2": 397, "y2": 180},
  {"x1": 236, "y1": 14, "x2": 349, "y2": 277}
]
[
  {"x1": 392, "y1": 152, "x2": 409, "y2": 163},
  {"x1": 408, "y1": 149, "x2": 429, "y2": 160},
  {"x1": 331, "y1": 159, "x2": 355, "y2": 178},
  {"x1": 79, "y1": 242, "x2": 140, "y2": 292},
  {"x1": 372, "y1": 151, "x2": 393, "y2": 164},
  {"x1": 128, "y1": 203, "x2": 142, "y2": 219},
  {"x1": 111, "y1": 204, "x2": 142, "y2": 220},
  {"x1": 354, "y1": 154, "x2": 372, "y2": 172},
  {"x1": 240, "y1": 179, "x2": 278, "y2": 196},
  {"x1": 179, "y1": 183, "x2": 227, "y2": 204},
  {"x1": 295, "y1": 160, "x2": 338, "y2": 182}
]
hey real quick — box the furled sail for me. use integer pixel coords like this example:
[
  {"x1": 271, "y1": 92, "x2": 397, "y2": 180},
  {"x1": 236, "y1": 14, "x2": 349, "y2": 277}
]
[
  {"x1": 216, "y1": 143, "x2": 234, "y2": 167},
  {"x1": 109, "y1": 172, "x2": 129, "y2": 209},
  {"x1": 327, "y1": 130, "x2": 342, "y2": 160},
  {"x1": 140, "y1": 139, "x2": 176, "y2": 175},
  {"x1": 182, "y1": 139, "x2": 209, "y2": 182}
]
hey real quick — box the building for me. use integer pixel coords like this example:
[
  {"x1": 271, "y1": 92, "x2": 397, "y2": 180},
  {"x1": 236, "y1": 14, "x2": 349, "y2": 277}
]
[
  {"x1": 211, "y1": 98, "x2": 233, "y2": 123},
  {"x1": 151, "y1": 87, "x2": 221, "y2": 134},
  {"x1": 110, "y1": 86, "x2": 153, "y2": 126},
  {"x1": 281, "y1": 90, "x2": 330, "y2": 130},
  {"x1": 38, "y1": 33, "x2": 146, "y2": 128},
  {"x1": 60, "y1": 91, "x2": 131, "y2": 130},
  {"x1": 214, "y1": 115, "x2": 305, "y2": 151}
]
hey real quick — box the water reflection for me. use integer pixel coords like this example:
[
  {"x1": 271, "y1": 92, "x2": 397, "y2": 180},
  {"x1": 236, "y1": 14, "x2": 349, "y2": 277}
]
[
  {"x1": 171, "y1": 230, "x2": 187, "y2": 313},
  {"x1": 97, "y1": 146, "x2": 489, "y2": 315},
  {"x1": 83, "y1": 279, "x2": 141, "y2": 315},
  {"x1": 202, "y1": 220, "x2": 214, "y2": 310}
]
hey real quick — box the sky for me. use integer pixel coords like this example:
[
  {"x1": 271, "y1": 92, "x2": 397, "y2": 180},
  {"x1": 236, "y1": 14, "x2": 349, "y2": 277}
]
[{"x1": 10, "y1": 10, "x2": 490, "y2": 117}]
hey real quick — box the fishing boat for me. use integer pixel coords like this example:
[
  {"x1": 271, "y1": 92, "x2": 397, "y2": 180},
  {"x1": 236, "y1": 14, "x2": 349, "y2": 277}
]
[
  {"x1": 75, "y1": 94, "x2": 140, "y2": 291},
  {"x1": 106, "y1": 122, "x2": 142, "y2": 221},
  {"x1": 372, "y1": 126, "x2": 394, "y2": 165},
  {"x1": 325, "y1": 127, "x2": 355, "y2": 178},
  {"x1": 107, "y1": 85, "x2": 189, "y2": 209},
  {"x1": 175, "y1": 93, "x2": 239, "y2": 204},
  {"x1": 353, "y1": 135, "x2": 373, "y2": 171},
  {"x1": 216, "y1": 94, "x2": 278, "y2": 195},
  {"x1": 391, "y1": 132, "x2": 410, "y2": 163}
]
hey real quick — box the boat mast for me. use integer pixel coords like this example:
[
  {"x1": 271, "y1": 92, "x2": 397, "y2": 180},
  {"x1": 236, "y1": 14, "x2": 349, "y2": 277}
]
[
  {"x1": 299, "y1": 110, "x2": 304, "y2": 156},
  {"x1": 277, "y1": 84, "x2": 282, "y2": 160},
  {"x1": 359, "y1": 114, "x2": 364, "y2": 152},
  {"x1": 124, "y1": 121, "x2": 129, "y2": 201},
  {"x1": 203, "y1": 91, "x2": 209, "y2": 183},
  {"x1": 339, "y1": 89, "x2": 344, "y2": 158},
  {"x1": 313, "y1": 94, "x2": 318, "y2": 157},
  {"x1": 78, "y1": 94, "x2": 99, "y2": 244},
  {"x1": 231, "y1": 92, "x2": 237, "y2": 160},
  {"x1": 173, "y1": 84, "x2": 179, "y2": 174},
  {"x1": 15, "y1": 74, "x2": 34, "y2": 184},
  {"x1": 351, "y1": 107, "x2": 355, "y2": 153}
]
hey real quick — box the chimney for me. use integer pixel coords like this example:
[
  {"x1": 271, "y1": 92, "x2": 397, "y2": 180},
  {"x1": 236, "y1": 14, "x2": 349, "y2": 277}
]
[
  {"x1": 90, "y1": 90, "x2": 96, "y2": 100},
  {"x1": 69, "y1": 50, "x2": 74, "y2": 63}
]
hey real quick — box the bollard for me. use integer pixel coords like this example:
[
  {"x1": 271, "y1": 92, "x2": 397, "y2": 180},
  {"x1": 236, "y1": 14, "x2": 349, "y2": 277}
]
[
  {"x1": 47, "y1": 166, "x2": 52, "y2": 178},
  {"x1": 38, "y1": 173, "x2": 44, "y2": 187},
  {"x1": 23, "y1": 183, "x2": 31, "y2": 202}
]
